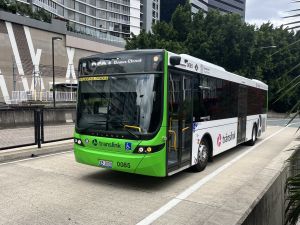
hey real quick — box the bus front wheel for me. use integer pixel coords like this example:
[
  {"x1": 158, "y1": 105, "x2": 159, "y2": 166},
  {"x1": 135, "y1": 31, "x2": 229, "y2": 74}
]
[
  {"x1": 247, "y1": 125, "x2": 257, "y2": 146},
  {"x1": 193, "y1": 138, "x2": 209, "y2": 172}
]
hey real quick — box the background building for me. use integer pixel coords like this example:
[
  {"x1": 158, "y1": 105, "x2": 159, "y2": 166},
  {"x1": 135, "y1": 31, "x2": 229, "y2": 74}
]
[
  {"x1": 0, "y1": 10, "x2": 124, "y2": 104},
  {"x1": 160, "y1": 0, "x2": 246, "y2": 22},
  {"x1": 140, "y1": 0, "x2": 160, "y2": 32},
  {"x1": 17, "y1": 0, "x2": 141, "y2": 42},
  {"x1": 15, "y1": 0, "x2": 161, "y2": 40}
]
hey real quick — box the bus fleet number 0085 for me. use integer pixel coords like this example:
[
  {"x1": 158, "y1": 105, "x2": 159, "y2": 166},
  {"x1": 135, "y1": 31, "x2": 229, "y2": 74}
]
[{"x1": 117, "y1": 162, "x2": 131, "y2": 168}]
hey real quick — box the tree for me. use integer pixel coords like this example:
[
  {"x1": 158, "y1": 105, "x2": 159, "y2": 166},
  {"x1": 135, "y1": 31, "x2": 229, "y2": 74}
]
[
  {"x1": 0, "y1": 0, "x2": 8, "y2": 11},
  {"x1": 126, "y1": 1, "x2": 300, "y2": 113}
]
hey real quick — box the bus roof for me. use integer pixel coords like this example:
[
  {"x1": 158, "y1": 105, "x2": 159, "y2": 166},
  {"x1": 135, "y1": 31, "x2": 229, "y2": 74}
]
[
  {"x1": 80, "y1": 49, "x2": 165, "y2": 60},
  {"x1": 168, "y1": 51, "x2": 268, "y2": 91},
  {"x1": 79, "y1": 49, "x2": 268, "y2": 91}
]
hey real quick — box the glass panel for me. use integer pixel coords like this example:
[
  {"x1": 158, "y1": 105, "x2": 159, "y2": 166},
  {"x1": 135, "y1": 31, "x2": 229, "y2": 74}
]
[
  {"x1": 237, "y1": 85, "x2": 248, "y2": 143},
  {"x1": 68, "y1": 10, "x2": 75, "y2": 20},
  {"x1": 181, "y1": 76, "x2": 192, "y2": 162},
  {"x1": 168, "y1": 73, "x2": 180, "y2": 166},
  {"x1": 67, "y1": 0, "x2": 75, "y2": 8},
  {"x1": 76, "y1": 74, "x2": 163, "y2": 138}
]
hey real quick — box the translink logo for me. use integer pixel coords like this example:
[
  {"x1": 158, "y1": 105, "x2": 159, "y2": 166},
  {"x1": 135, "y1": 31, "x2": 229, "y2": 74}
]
[{"x1": 217, "y1": 132, "x2": 236, "y2": 147}]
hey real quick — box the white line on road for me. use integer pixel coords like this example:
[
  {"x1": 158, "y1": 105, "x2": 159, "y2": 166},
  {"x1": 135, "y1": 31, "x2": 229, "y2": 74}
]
[
  {"x1": 267, "y1": 119, "x2": 288, "y2": 122},
  {"x1": 0, "y1": 150, "x2": 73, "y2": 166},
  {"x1": 136, "y1": 123, "x2": 299, "y2": 225}
]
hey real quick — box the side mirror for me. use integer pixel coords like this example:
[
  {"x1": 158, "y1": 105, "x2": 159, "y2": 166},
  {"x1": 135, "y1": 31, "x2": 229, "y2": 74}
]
[{"x1": 170, "y1": 56, "x2": 181, "y2": 66}]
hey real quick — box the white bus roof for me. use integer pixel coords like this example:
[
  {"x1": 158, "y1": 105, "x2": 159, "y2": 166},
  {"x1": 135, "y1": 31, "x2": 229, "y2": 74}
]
[{"x1": 168, "y1": 51, "x2": 268, "y2": 91}]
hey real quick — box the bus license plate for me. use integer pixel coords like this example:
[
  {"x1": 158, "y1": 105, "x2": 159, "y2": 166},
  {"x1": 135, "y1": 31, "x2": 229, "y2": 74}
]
[{"x1": 99, "y1": 160, "x2": 112, "y2": 168}]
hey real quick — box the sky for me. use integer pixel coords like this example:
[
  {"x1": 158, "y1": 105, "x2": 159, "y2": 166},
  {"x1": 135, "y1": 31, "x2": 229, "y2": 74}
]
[{"x1": 245, "y1": 0, "x2": 295, "y2": 27}]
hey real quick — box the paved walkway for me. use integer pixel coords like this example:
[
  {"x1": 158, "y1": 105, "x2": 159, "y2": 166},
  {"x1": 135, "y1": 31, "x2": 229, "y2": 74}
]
[{"x1": 0, "y1": 125, "x2": 298, "y2": 225}]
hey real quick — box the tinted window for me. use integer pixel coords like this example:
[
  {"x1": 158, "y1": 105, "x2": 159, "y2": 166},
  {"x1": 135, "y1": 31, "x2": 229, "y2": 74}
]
[
  {"x1": 193, "y1": 75, "x2": 238, "y2": 121},
  {"x1": 247, "y1": 87, "x2": 267, "y2": 115}
]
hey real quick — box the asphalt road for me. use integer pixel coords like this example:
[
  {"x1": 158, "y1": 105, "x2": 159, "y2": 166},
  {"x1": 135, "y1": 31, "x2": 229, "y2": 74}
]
[
  {"x1": 0, "y1": 120, "x2": 299, "y2": 225},
  {"x1": 267, "y1": 118, "x2": 300, "y2": 127}
]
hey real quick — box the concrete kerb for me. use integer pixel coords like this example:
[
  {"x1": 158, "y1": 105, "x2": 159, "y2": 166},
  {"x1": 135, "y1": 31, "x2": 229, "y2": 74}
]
[
  {"x1": 0, "y1": 140, "x2": 73, "y2": 163},
  {"x1": 237, "y1": 140, "x2": 300, "y2": 225}
]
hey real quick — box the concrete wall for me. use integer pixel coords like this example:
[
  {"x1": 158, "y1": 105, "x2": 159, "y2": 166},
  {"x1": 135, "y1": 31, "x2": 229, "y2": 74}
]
[
  {"x1": 43, "y1": 108, "x2": 76, "y2": 125},
  {"x1": 242, "y1": 169, "x2": 286, "y2": 225},
  {"x1": 0, "y1": 108, "x2": 34, "y2": 128},
  {"x1": 241, "y1": 142, "x2": 300, "y2": 225},
  {"x1": 0, "y1": 107, "x2": 76, "y2": 129}
]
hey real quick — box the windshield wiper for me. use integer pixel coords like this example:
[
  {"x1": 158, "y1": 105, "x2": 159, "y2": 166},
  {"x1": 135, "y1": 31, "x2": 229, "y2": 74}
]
[
  {"x1": 77, "y1": 121, "x2": 141, "y2": 139},
  {"x1": 110, "y1": 121, "x2": 140, "y2": 139}
]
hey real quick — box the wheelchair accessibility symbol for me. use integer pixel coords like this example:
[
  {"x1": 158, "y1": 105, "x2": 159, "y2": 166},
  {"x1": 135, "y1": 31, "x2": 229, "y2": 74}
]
[{"x1": 125, "y1": 142, "x2": 132, "y2": 151}]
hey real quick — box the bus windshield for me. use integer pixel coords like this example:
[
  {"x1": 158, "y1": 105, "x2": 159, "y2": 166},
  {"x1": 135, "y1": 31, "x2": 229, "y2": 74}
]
[{"x1": 76, "y1": 74, "x2": 163, "y2": 138}]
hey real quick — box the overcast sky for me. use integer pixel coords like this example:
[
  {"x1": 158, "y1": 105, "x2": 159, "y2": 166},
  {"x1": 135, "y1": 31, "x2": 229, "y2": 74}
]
[{"x1": 245, "y1": 0, "x2": 295, "y2": 27}]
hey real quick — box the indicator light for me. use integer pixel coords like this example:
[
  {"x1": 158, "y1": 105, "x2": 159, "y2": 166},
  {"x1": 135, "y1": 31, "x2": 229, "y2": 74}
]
[{"x1": 146, "y1": 147, "x2": 152, "y2": 153}]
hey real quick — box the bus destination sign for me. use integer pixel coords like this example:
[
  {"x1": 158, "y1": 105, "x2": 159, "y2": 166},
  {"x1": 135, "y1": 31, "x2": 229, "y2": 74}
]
[{"x1": 79, "y1": 52, "x2": 163, "y2": 76}]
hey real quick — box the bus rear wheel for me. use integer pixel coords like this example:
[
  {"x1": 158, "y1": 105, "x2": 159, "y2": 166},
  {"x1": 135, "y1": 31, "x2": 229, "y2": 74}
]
[
  {"x1": 247, "y1": 125, "x2": 257, "y2": 146},
  {"x1": 193, "y1": 138, "x2": 209, "y2": 172}
]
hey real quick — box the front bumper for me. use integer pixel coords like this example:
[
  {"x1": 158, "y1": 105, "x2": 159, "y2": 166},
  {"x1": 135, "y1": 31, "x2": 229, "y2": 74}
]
[{"x1": 74, "y1": 145, "x2": 166, "y2": 177}]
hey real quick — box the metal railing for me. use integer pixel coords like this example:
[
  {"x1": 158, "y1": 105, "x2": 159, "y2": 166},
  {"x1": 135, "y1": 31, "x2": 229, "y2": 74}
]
[
  {"x1": 0, "y1": 106, "x2": 75, "y2": 150},
  {"x1": 11, "y1": 91, "x2": 77, "y2": 104}
]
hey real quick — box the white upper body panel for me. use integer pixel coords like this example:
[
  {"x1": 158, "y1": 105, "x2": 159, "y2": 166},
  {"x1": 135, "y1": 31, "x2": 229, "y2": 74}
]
[{"x1": 167, "y1": 51, "x2": 268, "y2": 91}]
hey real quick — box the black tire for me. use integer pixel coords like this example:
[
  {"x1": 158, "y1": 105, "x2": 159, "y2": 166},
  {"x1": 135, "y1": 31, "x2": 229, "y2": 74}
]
[
  {"x1": 246, "y1": 125, "x2": 257, "y2": 146},
  {"x1": 193, "y1": 138, "x2": 210, "y2": 172}
]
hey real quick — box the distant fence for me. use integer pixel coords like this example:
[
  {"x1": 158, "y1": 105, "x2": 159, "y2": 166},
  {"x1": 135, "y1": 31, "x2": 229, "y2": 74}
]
[
  {"x1": 0, "y1": 106, "x2": 76, "y2": 150},
  {"x1": 11, "y1": 91, "x2": 77, "y2": 104}
]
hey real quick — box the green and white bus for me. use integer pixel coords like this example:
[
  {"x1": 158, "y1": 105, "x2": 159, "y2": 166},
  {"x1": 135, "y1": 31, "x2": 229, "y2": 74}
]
[{"x1": 74, "y1": 49, "x2": 268, "y2": 177}]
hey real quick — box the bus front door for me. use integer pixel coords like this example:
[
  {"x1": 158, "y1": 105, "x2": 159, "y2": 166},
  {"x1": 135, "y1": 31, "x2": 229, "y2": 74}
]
[
  {"x1": 237, "y1": 85, "x2": 248, "y2": 144},
  {"x1": 167, "y1": 71, "x2": 193, "y2": 173}
]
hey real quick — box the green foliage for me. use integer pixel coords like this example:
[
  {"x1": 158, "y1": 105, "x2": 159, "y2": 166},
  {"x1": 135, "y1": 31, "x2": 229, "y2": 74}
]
[
  {"x1": 0, "y1": 0, "x2": 51, "y2": 23},
  {"x1": 126, "y1": 1, "x2": 300, "y2": 113},
  {"x1": 285, "y1": 148, "x2": 300, "y2": 225},
  {"x1": 0, "y1": 0, "x2": 10, "y2": 11}
]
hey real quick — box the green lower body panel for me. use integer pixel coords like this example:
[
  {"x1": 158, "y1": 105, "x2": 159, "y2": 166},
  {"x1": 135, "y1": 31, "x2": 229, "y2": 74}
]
[{"x1": 74, "y1": 145, "x2": 166, "y2": 177}]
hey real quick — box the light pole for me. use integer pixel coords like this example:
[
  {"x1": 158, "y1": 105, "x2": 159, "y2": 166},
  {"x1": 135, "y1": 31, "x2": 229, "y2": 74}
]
[{"x1": 52, "y1": 36, "x2": 62, "y2": 107}]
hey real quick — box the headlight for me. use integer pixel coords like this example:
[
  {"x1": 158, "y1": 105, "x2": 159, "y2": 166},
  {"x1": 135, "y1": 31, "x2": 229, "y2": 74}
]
[{"x1": 74, "y1": 138, "x2": 84, "y2": 146}]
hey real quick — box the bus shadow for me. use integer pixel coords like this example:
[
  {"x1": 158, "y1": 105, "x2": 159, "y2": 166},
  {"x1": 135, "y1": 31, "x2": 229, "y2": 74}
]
[
  {"x1": 79, "y1": 140, "x2": 263, "y2": 192},
  {"x1": 79, "y1": 169, "x2": 190, "y2": 192}
]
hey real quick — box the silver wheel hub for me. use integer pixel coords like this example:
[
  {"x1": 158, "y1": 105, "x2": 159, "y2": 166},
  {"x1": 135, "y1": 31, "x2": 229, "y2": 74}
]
[{"x1": 198, "y1": 145, "x2": 208, "y2": 163}]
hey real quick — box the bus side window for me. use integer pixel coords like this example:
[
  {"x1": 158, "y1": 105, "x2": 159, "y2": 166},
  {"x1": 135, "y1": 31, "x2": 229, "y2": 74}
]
[
  {"x1": 200, "y1": 76, "x2": 215, "y2": 121},
  {"x1": 193, "y1": 75, "x2": 209, "y2": 122}
]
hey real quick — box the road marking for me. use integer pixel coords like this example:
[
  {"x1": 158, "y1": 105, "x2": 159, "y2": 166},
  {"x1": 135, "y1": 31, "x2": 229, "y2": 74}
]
[
  {"x1": 285, "y1": 121, "x2": 300, "y2": 127},
  {"x1": 267, "y1": 119, "x2": 288, "y2": 122},
  {"x1": 136, "y1": 124, "x2": 298, "y2": 225},
  {"x1": 0, "y1": 150, "x2": 73, "y2": 166}
]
